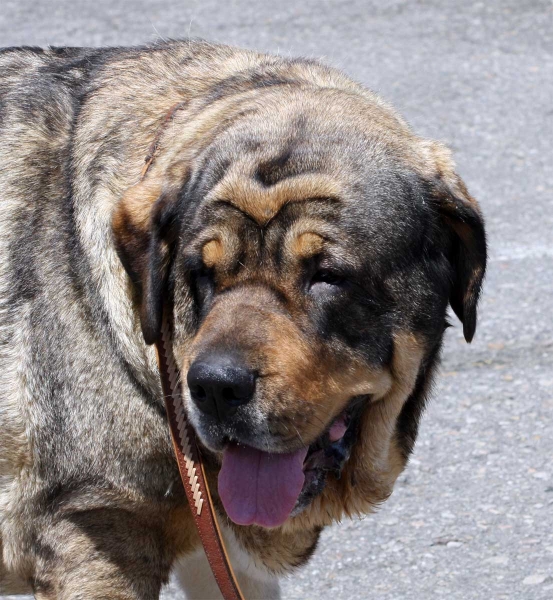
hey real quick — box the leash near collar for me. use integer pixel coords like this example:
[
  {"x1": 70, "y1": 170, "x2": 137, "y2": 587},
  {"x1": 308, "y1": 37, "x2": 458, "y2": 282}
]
[
  {"x1": 155, "y1": 313, "x2": 245, "y2": 600},
  {"x1": 143, "y1": 104, "x2": 243, "y2": 599}
]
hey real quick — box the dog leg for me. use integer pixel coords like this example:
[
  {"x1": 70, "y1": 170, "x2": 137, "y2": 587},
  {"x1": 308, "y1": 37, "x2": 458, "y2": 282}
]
[
  {"x1": 174, "y1": 547, "x2": 281, "y2": 600},
  {"x1": 29, "y1": 509, "x2": 173, "y2": 600}
]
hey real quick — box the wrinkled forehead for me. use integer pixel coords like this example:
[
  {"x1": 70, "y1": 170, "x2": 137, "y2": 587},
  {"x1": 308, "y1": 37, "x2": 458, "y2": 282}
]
[
  {"x1": 185, "y1": 97, "x2": 428, "y2": 268},
  {"x1": 189, "y1": 89, "x2": 407, "y2": 200}
]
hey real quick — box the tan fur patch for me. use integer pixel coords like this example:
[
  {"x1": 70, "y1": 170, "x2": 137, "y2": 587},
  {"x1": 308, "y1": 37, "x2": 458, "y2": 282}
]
[
  {"x1": 208, "y1": 172, "x2": 342, "y2": 226},
  {"x1": 114, "y1": 179, "x2": 162, "y2": 233},
  {"x1": 197, "y1": 228, "x2": 243, "y2": 281},
  {"x1": 281, "y1": 218, "x2": 345, "y2": 267},
  {"x1": 202, "y1": 239, "x2": 225, "y2": 268},
  {"x1": 259, "y1": 311, "x2": 394, "y2": 441},
  {"x1": 290, "y1": 232, "x2": 325, "y2": 258}
]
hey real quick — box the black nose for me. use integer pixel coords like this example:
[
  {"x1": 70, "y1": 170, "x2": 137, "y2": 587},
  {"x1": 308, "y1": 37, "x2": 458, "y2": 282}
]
[{"x1": 187, "y1": 356, "x2": 256, "y2": 420}]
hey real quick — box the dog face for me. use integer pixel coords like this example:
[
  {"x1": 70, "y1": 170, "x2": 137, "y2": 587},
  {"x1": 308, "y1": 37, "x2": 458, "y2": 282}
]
[{"x1": 114, "y1": 85, "x2": 486, "y2": 528}]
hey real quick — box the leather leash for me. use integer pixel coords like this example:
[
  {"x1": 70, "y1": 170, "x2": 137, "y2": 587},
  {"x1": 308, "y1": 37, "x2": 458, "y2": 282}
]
[
  {"x1": 143, "y1": 104, "x2": 243, "y2": 599},
  {"x1": 155, "y1": 314, "x2": 245, "y2": 600}
]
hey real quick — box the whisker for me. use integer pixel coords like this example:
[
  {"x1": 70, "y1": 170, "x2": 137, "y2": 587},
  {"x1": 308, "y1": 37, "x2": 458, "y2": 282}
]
[
  {"x1": 293, "y1": 408, "x2": 334, "y2": 431},
  {"x1": 291, "y1": 424, "x2": 307, "y2": 449},
  {"x1": 263, "y1": 419, "x2": 273, "y2": 453}
]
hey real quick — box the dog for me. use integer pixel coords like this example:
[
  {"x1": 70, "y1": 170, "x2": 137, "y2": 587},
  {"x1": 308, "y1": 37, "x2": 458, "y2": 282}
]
[{"x1": 0, "y1": 40, "x2": 486, "y2": 599}]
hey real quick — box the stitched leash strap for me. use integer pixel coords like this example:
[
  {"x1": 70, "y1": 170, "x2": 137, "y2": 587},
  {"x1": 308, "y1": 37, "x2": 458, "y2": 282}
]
[
  {"x1": 144, "y1": 104, "x2": 243, "y2": 599},
  {"x1": 155, "y1": 315, "x2": 245, "y2": 600}
]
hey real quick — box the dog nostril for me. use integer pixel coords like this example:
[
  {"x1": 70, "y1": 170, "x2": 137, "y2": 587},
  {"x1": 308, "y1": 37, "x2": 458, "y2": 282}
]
[
  {"x1": 221, "y1": 385, "x2": 249, "y2": 407},
  {"x1": 191, "y1": 385, "x2": 207, "y2": 401}
]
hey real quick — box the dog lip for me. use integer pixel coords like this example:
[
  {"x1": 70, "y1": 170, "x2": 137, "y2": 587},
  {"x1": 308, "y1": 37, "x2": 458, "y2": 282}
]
[
  {"x1": 210, "y1": 395, "x2": 367, "y2": 463},
  {"x1": 195, "y1": 395, "x2": 367, "y2": 511},
  {"x1": 302, "y1": 395, "x2": 367, "y2": 467},
  {"x1": 211, "y1": 398, "x2": 366, "y2": 526},
  {"x1": 290, "y1": 395, "x2": 368, "y2": 516}
]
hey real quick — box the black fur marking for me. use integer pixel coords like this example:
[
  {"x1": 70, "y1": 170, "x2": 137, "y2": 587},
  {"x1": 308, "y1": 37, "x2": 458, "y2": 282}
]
[
  {"x1": 255, "y1": 148, "x2": 293, "y2": 186},
  {"x1": 31, "y1": 538, "x2": 57, "y2": 563},
  {"x1": 141, "y1": 191, "x2": 182, "y2": 345}
]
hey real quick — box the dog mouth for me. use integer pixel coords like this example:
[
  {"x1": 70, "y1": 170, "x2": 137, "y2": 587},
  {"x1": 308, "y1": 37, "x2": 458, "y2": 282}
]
[{"x1": 217, "y1": 397, "x2": 366, "y2": 528}]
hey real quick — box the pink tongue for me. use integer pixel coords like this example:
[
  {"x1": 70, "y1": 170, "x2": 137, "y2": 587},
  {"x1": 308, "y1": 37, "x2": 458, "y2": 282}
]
[
  {"x1": 218, "y1": 443, "x2": 308, "y2": 528},
  {"x1": 329, "y1": 414, "x2": 348, "y2": 442}
]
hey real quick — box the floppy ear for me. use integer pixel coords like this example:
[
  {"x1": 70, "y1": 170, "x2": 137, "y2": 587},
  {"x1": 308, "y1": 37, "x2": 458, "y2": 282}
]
[
  {"x1": 423, "y1": 142, "x2": 487, "y2": 343},
  {"x1": 112, "y1": 180, "x2": 181, "y2": 345}
]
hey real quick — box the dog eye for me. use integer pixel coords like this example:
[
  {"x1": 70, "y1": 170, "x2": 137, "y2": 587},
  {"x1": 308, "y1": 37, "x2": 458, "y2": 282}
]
[
  {"x1": 196, "y1": 265, "x2": 213, "y2": 284},
  {"x1": 191, "y1": 266, "x2": 214, "y2": 308},
  {"x1": 309, "y1": 269, "x2": 345, "y2": 289}
]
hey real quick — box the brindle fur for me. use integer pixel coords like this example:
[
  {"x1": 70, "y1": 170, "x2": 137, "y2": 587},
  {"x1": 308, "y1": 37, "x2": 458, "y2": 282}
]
[{"x1": 0, "y1": 41, "x2": 486, "y2": 598}]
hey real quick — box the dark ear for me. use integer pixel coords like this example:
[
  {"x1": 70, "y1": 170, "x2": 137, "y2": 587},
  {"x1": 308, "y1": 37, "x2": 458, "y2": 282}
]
[
  {"x1": 423, "y1": 143, "x2": 487, "y2": 343},
  {"x1": 112, "y1": 180, "x2": 180, "y2": 345}
]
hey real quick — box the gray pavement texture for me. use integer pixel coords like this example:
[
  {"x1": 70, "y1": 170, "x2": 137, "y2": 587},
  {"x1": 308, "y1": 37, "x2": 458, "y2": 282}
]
[{"x1": 1, "y1": 1, "x2": 552, "y2": 599}]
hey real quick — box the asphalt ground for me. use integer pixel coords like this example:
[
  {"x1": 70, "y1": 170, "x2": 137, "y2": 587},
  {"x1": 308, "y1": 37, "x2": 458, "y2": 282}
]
[{"x1": 1, "y1": 1, "x2": 552, "y2": 598}]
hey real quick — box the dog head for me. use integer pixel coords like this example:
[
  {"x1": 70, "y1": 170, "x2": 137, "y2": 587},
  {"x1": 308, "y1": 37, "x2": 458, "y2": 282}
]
[{"x1": 113, "y1": 78, "x2": 486, "y2": 529}]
